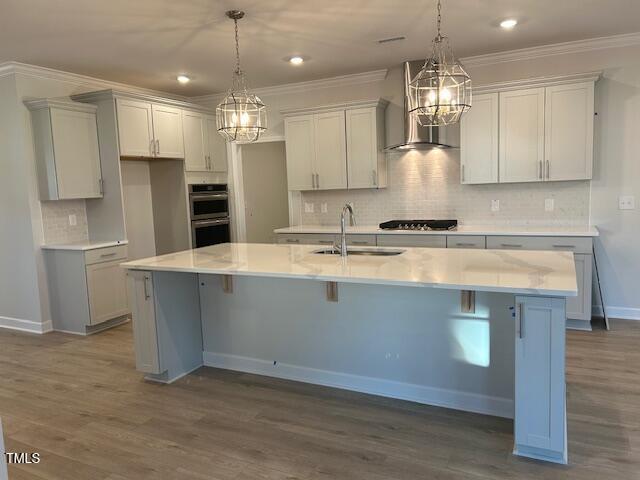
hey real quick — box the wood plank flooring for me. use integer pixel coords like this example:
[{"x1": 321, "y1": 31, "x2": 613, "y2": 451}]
[{"x1": 1, "y1": 318, "x2": 639, "y2": 479}]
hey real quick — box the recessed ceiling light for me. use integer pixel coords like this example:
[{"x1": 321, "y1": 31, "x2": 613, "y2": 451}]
[
  {"x1": 288, "y1": 56, "x2": 304, "y2": 65},
  {"x1": 500, "y1": 19, "x2": 518, "y2": 29},
  {"x1": 177, "y1": 74, "x2": 190, "y2": 84}
]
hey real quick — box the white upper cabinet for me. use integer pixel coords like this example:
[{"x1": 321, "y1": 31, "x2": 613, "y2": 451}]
[
  {"x1": 26, "y1": 99, "x2": 103, "y2": 200},
  {"x1": 460, "y1": 74, "x2": 598, "y2": 184},
  {"x1": 151, "y1": 104, "x2": 184, "y2": 158},
  {"x1": 116, "y1": 98, "x2": 184, "y2": 159},
  {"x1": 283, "y1": 100, "x2": 387, "y2": 191},
  {"x1": 183, "y1": 111, "x2": 208, "y2": 172},
  {"x1": 314, "y1": 111, "x2": 347, "y2": 190},
  {"x1": 499, "y1": 87, "x2": 545, "y2": 183},
  {"x1": 116, "y1": 98, "x2": 154, "y2": 157},
  {"x1": 284, "y1": 115, "x2": 315, "y2": 190},
  {"x1": 460, "y1": 93, "x2": 499, "y2": 184},
  {"x1": 545, "y1": 82, "x2": 594, "y2": 181},
  {"x1": 346, "y1": 106, "x2": 386, "y2": 189},
  {"x1": 183, "y1": 112, "x2": 227, "y2": 172},
  {"x1": 206, "y1": 116, "x2": 228, "y2": 172}
]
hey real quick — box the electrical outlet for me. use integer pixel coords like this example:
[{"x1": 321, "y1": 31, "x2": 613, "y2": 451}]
[
  {"x1": 545, "y1": 198, "x2": 555, "y2": 212},
  {"x1": 619, "y1": 195, "x2": 635, "y2": 210},
  {"x1": 491, "y1": 200, "x2": 500, "y2": 212},
  {"x1": 304, "y1": 202, "x2": 314, "y2": 213},
  {"x1": 68, "y1": 214, "x2": 77, "y2": 226},
  {"x1": 321, "y1": 203, "x2": 328, "y2": 213}
]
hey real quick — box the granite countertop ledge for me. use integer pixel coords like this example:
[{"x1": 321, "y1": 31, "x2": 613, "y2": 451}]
[
  {"x1": 274, "y1": 225, "x2": 599, "y2": 237},
  {"x1": 41, "y1": 240, "x2": 128, "y2": 251},
  {"x1": 121, "y1": 243, "x2": 578, "y2": 297}
]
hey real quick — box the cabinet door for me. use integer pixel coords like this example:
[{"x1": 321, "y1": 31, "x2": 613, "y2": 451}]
[
  {"x1": 499, "y1": 88, "x2": 545, "y2": 183},
  {"x1": 566, "y1": 254, "x2": 593, "y2": 321},
  {"x1": 460, "y1": 93, "x2": 498, "y2": 184},
  {"x1": 314, "y1": 111, "x2": 347, "y2": 190},
  {"x1": 514, "y1": 296, "x2": 566, "y2": 459},
  {"x1": 183, "y1": 111, "x2": 208, "y2": 172},
  {"x1": 50, "y1": 107, "x2": 102, "y2": 199},
  {"x1": 206, "y1": 116, "x2": 228, "y2": 172},
  {"x1": 86, "y1": 260, "x2": 129, "y2": 325},
  {"x1": 346, "y1": 107, "x2": 378, "y2": 188},
  {"x1": 545, "y1": 82, "x2": 594, "y2": 181},
  {"x1": 284, "y1": 115, "x2": 315, "y2": 190},
  {"x1": 152, "y1": 104, "x2": 184, "y2": 158},
  {"x1": 127, "y1": 271, "x2": 162, "y2": 374},
  {"x1": 116, "y1": 99, "x2": 153, "y2": 157}
]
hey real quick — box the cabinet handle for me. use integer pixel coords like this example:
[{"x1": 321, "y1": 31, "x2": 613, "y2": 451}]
[
  {"x1": 150, "y1": 139, "x2": 156, "y2": 156},
  {"x1": 156, "y1": 139, "x2": 160, "y2": 155},
  {"x1": 461, "y1": 164, "x2": 465, "y2": 182},
  {"x1": 552, "y1": 244, "x2": 576, "y2": 249},
  {"x1": 143, "y1": 275, "x2": 151, "y2": 300},
  {"x1": 318, "y1": 240, "x2": 333, "y2": 245},
  {"x1": 311, "y1": 173, "x2": 315, "y2": 189},
  {"x1": 100, "y1": 252, "x2": 117, "y2": 258},
  {"x1": 538, "y1": 161, "x2": 543, "y2": 180},
  {"x1": 372, "y1": 169, "x2": 377, "y2": 186},
  {"x1": 500, "y1": 243, "x2": 523, "y2": 248},
  {"x1": 546, "y1": 159, "x2": 550, "y2": 179},
  {"x1": 98, "y1": 178, "x2": 104, "y2": 195},
  {"x1": 351, "y1": 241, "x2": 369, "y2": 245},
  {"x1": 455, "y1": 243, "x2": 476, "y2": 247},
  {"x1": 516, "y1": 303, "x2": 524, "y2": 338},
  {"x1": 286, "y1": 238, "x2": 300, "y2": 244},
  {"x1": 315, "y1": 173, "x2": 320, "y2": 189}
]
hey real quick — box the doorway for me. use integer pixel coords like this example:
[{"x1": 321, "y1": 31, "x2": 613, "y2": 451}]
[{"x1": 241, "y1": 141, "x2": 289, "y2": 243}]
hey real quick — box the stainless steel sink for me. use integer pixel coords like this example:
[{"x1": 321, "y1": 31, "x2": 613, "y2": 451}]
[{"x1": 312, "y1": 247, "x2": 405, "y2": 256}]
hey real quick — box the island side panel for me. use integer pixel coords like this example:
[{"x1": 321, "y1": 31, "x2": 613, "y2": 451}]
[
  {"x1": 199, "y1": 274, "x2": 516, "y2": 418},
  {"x1": 127, "y1": 270, "x2": 203, "y2": 383},
  {"x1": 514, "y1": 295, "x2": 567, "y2": 464}
]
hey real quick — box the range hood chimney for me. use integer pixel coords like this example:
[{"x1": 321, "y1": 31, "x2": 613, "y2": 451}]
[{"x1": 386, "y1": 60, "x2": 460, "y2": 151}]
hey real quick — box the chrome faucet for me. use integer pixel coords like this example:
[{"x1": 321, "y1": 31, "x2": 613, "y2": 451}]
[{"x1": 336, "y1": 204, "x2": 356, "y2": 257}]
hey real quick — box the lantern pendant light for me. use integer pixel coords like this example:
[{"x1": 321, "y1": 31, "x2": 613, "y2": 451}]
[
  {"x1": 408, "y1": 0, "x2": 471, "y2": 126},
  {"x1": 216, "y1": 10, "x2": 267, "y2": 142}
]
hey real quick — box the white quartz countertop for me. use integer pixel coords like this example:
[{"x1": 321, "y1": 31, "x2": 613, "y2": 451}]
[
  {"x1": 41, "y1": 240, "x2": 128, "y2": 251},
  {"x1": 274, "y1": 225, "x2": 599, "y2": 237},
  {"x1": 121, "y1": 243, "x2": 577, "y2": 297}
]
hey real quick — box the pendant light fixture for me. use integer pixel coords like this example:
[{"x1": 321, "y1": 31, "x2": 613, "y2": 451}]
[
  {"x1": 408, "y1": 0, "x2": 471, "y2": 126},
  {"x1": 217, "y1": 10, "x2": 267, "y2": 142}
]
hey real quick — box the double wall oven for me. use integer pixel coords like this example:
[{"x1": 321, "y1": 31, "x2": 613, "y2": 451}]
[{"x1": 189, "y1": 184, "x2": 231, "y2": 248}]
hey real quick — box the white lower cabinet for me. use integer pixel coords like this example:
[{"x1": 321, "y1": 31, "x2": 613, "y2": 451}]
[
  {"x1": 514, "y1": 295, "x2": 566, "y2": 463},
  {"x1": 44, "y1": 245, "x2": 130, "y2": 334},
  {"x1": 127, "y1": 270, "x2": 162, "y2": 374}
]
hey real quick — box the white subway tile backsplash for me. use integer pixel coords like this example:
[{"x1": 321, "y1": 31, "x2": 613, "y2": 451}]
[
  {"x1": 301, "y1": 149, "x2": 590, "y2": 226},
  {"x1": 41, "y1": 200, "x2": 89, "y2": 244}
]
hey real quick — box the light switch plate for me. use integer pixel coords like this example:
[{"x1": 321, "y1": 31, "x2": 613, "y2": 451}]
[
  {"x1": 491, "y1": 200, "x2": 500, "y2": 212},
  {"x1": 68, "y1": 214, "x2": 77, "y2": 226},
  {"x1": 304, "y1": 202, "x2": 314, "y2": 213},
  {"x1": 545, "y1": 198, "x2": 555, "y2": 212},
  {"x1": 321, "y1": 203, "x2": 328, "y2": 213},
  {"x1": 619, "y1": 195, "x2": 635, "y2": 210}
]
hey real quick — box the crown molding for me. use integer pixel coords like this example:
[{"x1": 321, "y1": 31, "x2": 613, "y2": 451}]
[
  {"x1": 473, "y1": 71, "x2": 602, "y2": 95},
  {"x1": 71, "y1": 89, "x2": 213, "y2": 113},
  {"x1": 280, "y1": 98, "x2": 388, "y2": 117},
  {"x1": 461, "y1": 32, "x2": 640, "y2": 68},
  {"x1": 0, "y1": 61, "x2": 188, "y2": 101},
  {"x1": 192, "y1": 69, "x2": 389, "y2": 105}
]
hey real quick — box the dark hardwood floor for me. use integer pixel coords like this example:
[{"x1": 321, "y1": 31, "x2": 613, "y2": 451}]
[{"x1": 1, "y1": 318, "x2": 639, "y2": 479}]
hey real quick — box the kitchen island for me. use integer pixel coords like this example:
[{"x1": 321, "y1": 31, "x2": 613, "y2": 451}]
[{"x1": 122, "y1": 242, "x2": 577, "y2": 464}]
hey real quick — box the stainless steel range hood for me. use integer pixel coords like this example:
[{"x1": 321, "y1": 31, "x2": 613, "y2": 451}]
[{"x1": 385, "y1": 60, "x2": 460, "y2": 151}]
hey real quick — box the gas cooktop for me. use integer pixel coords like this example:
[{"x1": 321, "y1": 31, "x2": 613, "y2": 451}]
[{"x1": 379, "y1": 219, "x2": 458, "y2": 231}]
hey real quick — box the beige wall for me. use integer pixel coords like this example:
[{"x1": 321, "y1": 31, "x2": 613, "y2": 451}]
[{"x1": 241, "y1": 141, "x2": 290, "y2": 243}]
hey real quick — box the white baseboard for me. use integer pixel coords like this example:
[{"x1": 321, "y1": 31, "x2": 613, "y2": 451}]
[
  {"x1": 592, "y1": 305, "x2": 640, "y2": 321},
  {"x1": 203, "y1": 351, "x2": 513, "y2": 419},
  {"x1": 0, "y1": 315, "x2": 52, "y2": 334}
]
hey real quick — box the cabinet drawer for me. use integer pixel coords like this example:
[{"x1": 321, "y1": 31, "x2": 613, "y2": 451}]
[
  {"x1": 486, "y1": 236, "x2": 592, "y2": 254},
  {"x1": 84, "y1": 245, "x2": 128, "y2": 265},
  {"x1": 376, "y1": 235, "x2": 446, "y2": 248},
  {"x1": 277, "y1": 234, "x2": 336, "y2": 246},
  {"x1": 347, "y1": 235, "x2": 376, "y2": 246},
  {"x1": 446, "y1": 236, "x2": 486, "y2": 249}
]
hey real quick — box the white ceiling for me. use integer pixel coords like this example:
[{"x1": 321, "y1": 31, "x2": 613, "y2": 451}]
[{"x1": 1, "y1": 0, "x2": 639, "y2": 96}]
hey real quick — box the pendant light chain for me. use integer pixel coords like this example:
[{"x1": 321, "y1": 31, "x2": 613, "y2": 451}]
[
  {"x1": 436, "y1": 0, "x2": 442, "y2": 40},
  {"x1": 234, "y1": 17, "x2": 241, "y2": 75}
]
